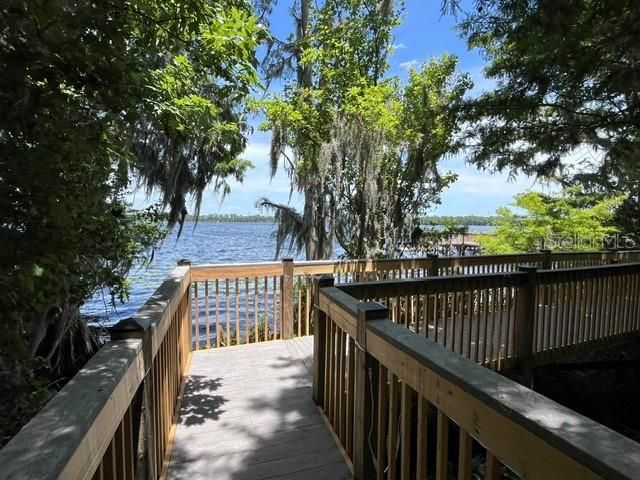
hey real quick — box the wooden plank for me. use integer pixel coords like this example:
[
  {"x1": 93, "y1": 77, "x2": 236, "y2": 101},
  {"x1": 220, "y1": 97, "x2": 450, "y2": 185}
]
[
  {"x1": 168, "y1": 339, "x2": 352, "y2": 480},
  {"x1": 191, "y1": 262, "x2": 283, "y2": 281}
]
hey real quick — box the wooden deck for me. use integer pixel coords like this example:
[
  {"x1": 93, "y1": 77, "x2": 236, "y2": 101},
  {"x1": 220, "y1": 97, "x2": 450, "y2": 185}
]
[{"x1": 167, "y1": 337, "x2": 352, "y2": 480}]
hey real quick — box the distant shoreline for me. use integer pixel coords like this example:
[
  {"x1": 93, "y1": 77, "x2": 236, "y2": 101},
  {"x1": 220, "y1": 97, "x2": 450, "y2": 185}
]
[{"x1": 186, "y1": 214, "x2": 497, "y2": 226}]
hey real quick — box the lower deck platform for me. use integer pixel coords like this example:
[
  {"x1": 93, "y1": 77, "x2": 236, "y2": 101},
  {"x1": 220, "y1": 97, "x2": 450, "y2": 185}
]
[{"x1": 167, "y1": 337, "x2": 352, "y2": 480}]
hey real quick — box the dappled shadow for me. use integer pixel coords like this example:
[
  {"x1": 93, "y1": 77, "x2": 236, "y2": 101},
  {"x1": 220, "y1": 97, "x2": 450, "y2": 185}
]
[
  {"x1": 178, "y1": 375, "x2": 226, "y2": 426},
  {"x1": 167, "y1": 339, "x2": 352, "y2": 480}
]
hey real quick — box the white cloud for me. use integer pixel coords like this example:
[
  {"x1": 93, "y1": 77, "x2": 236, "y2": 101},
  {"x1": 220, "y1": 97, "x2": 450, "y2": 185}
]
[
  {"x1": 399, "y1": 59, "x2": 421, "y2": 71},
  {"x1": 392, "y1": 43, "x2": 407, "y2": 50}
]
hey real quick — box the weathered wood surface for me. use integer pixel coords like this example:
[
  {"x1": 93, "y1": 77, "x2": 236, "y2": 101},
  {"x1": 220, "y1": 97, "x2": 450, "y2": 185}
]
[{"x1": 166, "y1": 337, "x2": 352, "y2": 480}]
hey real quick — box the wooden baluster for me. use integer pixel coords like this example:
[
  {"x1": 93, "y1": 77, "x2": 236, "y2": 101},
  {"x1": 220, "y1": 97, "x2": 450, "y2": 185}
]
[
  {"x1": 204, "y1": 281, "x2": 210, "y2": 349},
  {"x1": 245, "y1": 277, "x2": 249, "y2": 344},
  {"x1": 485, "y1": 452, "x2": 501, "y2": 480},
  {"x1": 297, "y1": 277, "x2": 303, "y2": 337},
  {"x1": 254, "y1": 277, "x2": 259, "y2": 342},
  {"x1": 235, "y1": 278, "x2": 240, "y2": 345},
  {"x1": 466, "y1": 289, "x2": 473, "y2": 359},
  {"x1": 337, "y1": 328, "x2": 346, "y2": 444},
  {"x1": 264, "y1": 276, "x2": 269, "y2": 342},
  {"x1": 458, "y1": 429, "x2": 473, "y2": 480},
  {"x1": 387, "y1": 374, "x2": 399, "y2": 480},
  {"x1": 225, "y1": 279, "x2": 230, "y2": 346},
  {"x1": 273, "y1": 275, "x2": 278, "y2": 340},
  {"x1": 215, "y1": 280, "x2": 220, "y2": 348},
  {"x1": 306, "y1": 277, "x2": 312, "y2": 335},
  {"x1": 400, "y1": 383, "x2": 413, "y2": 480},
  {"x1": 376, "y1": 365, "x2": 389, "y2": 480},
  {"x1": 416, "y1": 396, "x2": 429, "y2": 480},
  {"x1": 346, "y1": 336, "x2": 355, "y2": 457},
  {"x1": 436, "y1": 411, "x2": 448, "y2": 480},
  {"x1": 193, "y1": 282, "x2": 199, "y2": 350}
]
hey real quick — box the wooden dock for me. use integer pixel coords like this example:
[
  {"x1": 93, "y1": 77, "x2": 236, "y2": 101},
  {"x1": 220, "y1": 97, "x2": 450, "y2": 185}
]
[{"x1": 167, "y1": 337, "x2": 352, "y2": 480}]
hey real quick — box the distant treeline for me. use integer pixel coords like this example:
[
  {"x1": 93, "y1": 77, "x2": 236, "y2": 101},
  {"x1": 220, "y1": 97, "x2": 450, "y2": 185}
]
[
  {"x1": 420, "y1": 215, "x2": 497, "y2": 226},
  {"x1": 187, "y1": 213, "x2": 275, "y2": 223},
  {"x1": 187, "y1": 213, "x2": 496, "y2": 225}
]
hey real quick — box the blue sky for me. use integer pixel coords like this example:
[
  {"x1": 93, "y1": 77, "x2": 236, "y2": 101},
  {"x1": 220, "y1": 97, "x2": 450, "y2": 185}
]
[{"x1": 146, "y1": 0, "x2": 550, "y2": 216}]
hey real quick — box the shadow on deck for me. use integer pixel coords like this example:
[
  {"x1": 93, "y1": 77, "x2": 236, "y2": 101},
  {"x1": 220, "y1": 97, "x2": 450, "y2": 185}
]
[{"x1": 167, "y1": 337, "x2": 352, "y2": 480}]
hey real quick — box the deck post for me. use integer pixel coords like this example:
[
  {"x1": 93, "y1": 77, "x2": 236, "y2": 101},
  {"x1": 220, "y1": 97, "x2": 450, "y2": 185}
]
[
  {"x1": 312, "y1": 275, "x2": 334, "y2": 405},
  {"x1": 539, "y1": 249, "x2": 552, "y2": 270},
  {"x1": 353, "y1": 302, "x2": 388, "y2": 479},
  {"x1": 516, "y1": 265, "x2": 538, "y2": 387},
  {"x1": 427, "y1": 253, "x2": 439, "y2": 276},
  {"x1": 608, "y1": 248, "x2": 620, "y2": 264},
  {"x1": 281, "y1": 258, "x2": 295, "y2": 339}
]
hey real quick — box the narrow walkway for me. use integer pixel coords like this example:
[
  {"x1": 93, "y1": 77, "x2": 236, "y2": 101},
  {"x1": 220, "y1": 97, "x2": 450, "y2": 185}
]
[{"x1": 167, "y1": 337, "x2": 352, "y2": 480}]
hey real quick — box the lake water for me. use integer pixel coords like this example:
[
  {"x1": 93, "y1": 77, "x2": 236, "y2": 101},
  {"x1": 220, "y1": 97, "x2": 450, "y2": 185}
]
[{"x1": 81, "y1": 222, "x2": 494, "y2": 325}]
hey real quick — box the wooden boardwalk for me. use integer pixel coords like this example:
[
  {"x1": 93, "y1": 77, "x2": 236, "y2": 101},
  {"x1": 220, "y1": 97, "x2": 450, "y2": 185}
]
[{"x1": 167, "y1": 337, "x2": 352, "y2": 480}]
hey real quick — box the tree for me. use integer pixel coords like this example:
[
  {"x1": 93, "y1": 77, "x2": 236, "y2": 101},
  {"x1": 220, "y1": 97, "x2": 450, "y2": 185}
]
[
  {"x1": 259, "y1": 0, "x2": 470, "y2": 259},
  {"x1": 478, "y1": 188, "x2": 625, "y2": 254},
  {"x1": 0, "y1": 0, "x2": 264, "y2": 443},
  {"x1": 442, "y1": 0, "x2": 640, "y2": 236}
]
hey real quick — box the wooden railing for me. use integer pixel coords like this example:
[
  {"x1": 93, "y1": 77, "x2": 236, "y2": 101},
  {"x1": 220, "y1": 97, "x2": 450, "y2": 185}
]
[
  {"x1": 313, "y1": 277, "x2": 640, "y2": 479},
  {"x1": 188, "y1": 249, "x2": 640, "y2": 349},
  {"x1": 0, "y1": 266, "x2": 192, "y2": 480},
  {"x1": 338, "y1": 263, "x2": 640, "y2": 377}
]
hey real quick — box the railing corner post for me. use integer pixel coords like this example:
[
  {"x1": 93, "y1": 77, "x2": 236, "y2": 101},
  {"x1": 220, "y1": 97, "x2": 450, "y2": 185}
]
[
  {"x1": 427, "y1": 253, "x2": 439, "y2": 276},
  {"x1": 516, "y1": 265, "x2": 537, "y2": 387},
  {"x1": 607, "y1": 248, "x2": 620, "y2": 264},
  {"x1": 281, "y1": 258, "x2": 295, "y2": 339},
  {"x1": 353, "y1": 302, "x2": 387, "y2": 479},
  {"x1": 312, "y1": 275, "x2": 334, "y2": 405}
]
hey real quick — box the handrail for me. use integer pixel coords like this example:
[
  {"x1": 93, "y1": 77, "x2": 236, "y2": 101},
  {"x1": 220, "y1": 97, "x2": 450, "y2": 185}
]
[
  {"x1": 335, "y1": 262, "x2": 640, "y2": 373},
  {"x1": 187, "y1": 250, "x2": 640, "y2": 350},
  {"x1": 365, "y1": 318, "x2": 640, "y2": 480},
  {"x1": 313, "y1": 278, "x2": 640, "y2": 479},
  {"x1": 0, "y1": 265, "x2": 192, "y2": 480}
]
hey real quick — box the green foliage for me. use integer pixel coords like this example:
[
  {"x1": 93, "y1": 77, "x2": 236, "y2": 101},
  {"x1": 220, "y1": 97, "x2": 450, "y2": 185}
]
[
  {"x1": 258, "y1": 1, "x2": 471, "y2": 259},
  {"x1": 443, "y1": 0, "x2": 640, "y2": 237},
  {"x1": 0, "y1": 0, "x2": 264, "y2": 443},
  {"x1": 478, "y1": 188, "x2": 625, "y2": 254}
]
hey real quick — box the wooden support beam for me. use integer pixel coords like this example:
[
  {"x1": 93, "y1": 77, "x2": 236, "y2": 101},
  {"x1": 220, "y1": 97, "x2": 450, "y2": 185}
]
[
  {"x1": 313, "y1": 275, "x2": 334, "y2": 405},
  {"x1": 281, "y1": 258, "x2": 294, "y2": 339},
  {"x1": 516, "y1": 265, "x2": 537, "y2": 386}
]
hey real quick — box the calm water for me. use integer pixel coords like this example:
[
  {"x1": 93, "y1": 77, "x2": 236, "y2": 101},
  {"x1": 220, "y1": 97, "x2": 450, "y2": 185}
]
[{"x1": 82, "y1": 222, "x2": 494, "y2": 326}]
